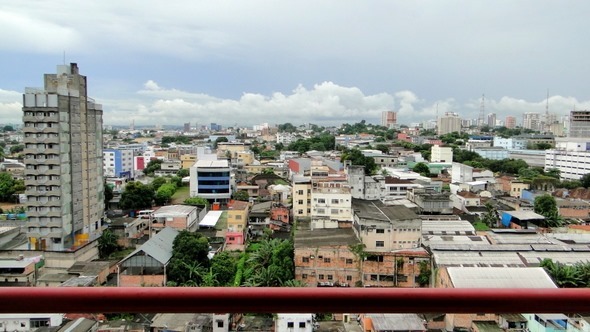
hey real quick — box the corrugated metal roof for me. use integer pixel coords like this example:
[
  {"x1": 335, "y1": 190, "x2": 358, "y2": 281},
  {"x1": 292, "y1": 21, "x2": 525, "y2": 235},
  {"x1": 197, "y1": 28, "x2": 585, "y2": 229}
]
[
  {"x1": 448, "y1": 267, "x2": 556, "y2": 288},
  {"x1": 120, "y1": 227, "x2": 178, "y2": 266},
  {"x1": 152, "y1": 205, "x2": 197, "y2": 217}
]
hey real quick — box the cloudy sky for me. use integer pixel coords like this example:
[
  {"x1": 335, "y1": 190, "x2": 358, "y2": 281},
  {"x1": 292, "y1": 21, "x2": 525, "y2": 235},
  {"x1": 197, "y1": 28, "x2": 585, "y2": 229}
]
[{"x1": 1, "y1": 1, "x2": 590, "y2": 128}]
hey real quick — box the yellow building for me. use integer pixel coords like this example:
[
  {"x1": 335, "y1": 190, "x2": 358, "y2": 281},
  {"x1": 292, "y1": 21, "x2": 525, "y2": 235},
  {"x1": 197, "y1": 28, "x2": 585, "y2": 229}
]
[{"x1": 180, "y1": 154, "x2": 196, "y2": 169}]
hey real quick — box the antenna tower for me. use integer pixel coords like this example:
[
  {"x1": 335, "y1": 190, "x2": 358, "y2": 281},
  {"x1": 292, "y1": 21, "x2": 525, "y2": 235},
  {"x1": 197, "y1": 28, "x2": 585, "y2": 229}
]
[{"x1": 478, "y1": 94, "x2": 485, "y2": 128}]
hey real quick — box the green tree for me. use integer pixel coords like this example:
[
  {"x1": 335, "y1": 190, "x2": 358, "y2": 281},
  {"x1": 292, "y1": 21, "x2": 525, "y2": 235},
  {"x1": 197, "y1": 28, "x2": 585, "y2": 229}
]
[
  {"x1": 177, "y1": 168, "x2": 190, "y2": 178},
  {"x1": 143, "y1": 159, "x2": 163, "y2": 176},
  {"x1": 211, "y1": 251, "x2": 238, "y2": 286},
  {"x1": 2, "y1": 125, "x2": 14, "y2": 132},
  {"x1": 214, "y1": 136, "x2": 229, "y2": 149},
  {"x1": 580, "y1": 173, "x2": 590, "y2": 188},
  {"x1": 479, "y1": 202, "x2": 499, "y2": 227},
  {"x1": 118, "y1": 181, "x2": 155, "y2": 210},
  {"x1": 278, "y1": 123, "x2": 297, "y2": 133},
  {"x1": 545, "y1": 168, "x2": 561, "y2": 179},
  {"x1": 167, "y1": 231, "x2": 210, "y2": 285},
  {"x1": 184, "y1": 196, "x2": 210, "y2": 207},
  {"x1": 0, "y1": 172, "x2": 17, "y2": 202},
  {"x1": 155, "y1": 183, "x2": 177, "y2": 205},
  {"x1": 97, "y1": 229, "x2": 120, "y2": 259},
  {"x1": 534, "y1": 194, "x2": 562, "y2": 227},
  {"x1": 341, "y1": 149, "x2": 377, "y2": 175},
  {"x1": 412, "y1": 162, "x2": 430, "y2": 177},
  {"x1": 232, "y1": 190, "x2": 249, "y2": 201},
  {"x1": 151, "y1": 177, "x2": 168, "y2": 191},
  {"x1": 374, "y1": 144, "x2": 389, "y2": 154},
  {"x1": 104, "y1": 182, "x2": 114, "y2": 208},
  {"x1": 9, "y1": 145, "x2": 23, "y2": 154},
  {"x1": 540, "y1": 259, "x2": 585, "y2": 288}
]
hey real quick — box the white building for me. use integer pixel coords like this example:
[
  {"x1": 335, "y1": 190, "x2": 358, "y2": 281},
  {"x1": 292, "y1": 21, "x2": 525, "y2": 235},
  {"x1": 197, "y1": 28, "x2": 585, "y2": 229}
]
[
  {"x1": 0, "y1": 314, "x2": 63, "y2": 331},
  {"x1": 545, "y1": 138, "x2": 590, "y2": 180},
  {"x1": 310, "y1": 182, "x2": 352, "y2": 229},
  {"x1": 103, "y1": 149, "x2": 134, "y2": 179},
  {"x1": 431, "y1": 145, "x2": 453, "y2": 163},
  {"x1": 189, "y1": 160, "x2": 231, "y2": 204},
  {"x1": 275, "y1": 314, "x2": 314, "y2": 332}
]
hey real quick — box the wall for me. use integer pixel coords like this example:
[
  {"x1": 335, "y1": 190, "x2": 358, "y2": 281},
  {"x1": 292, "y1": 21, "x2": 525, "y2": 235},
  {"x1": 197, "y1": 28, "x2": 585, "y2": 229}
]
[
  {"x1": 295, "y1": 247, "x2": 360, "y2": 287},
  {"x1": 119, "y1": 274, "x2": 165, "y2": 287}
]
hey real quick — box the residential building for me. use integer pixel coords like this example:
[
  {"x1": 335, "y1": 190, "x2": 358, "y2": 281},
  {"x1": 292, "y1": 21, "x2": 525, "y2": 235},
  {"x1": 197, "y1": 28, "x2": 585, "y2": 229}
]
[
  {"x1": 452, "y1": 191, "x2": 482, "y2": 212},
  {"x1": 437, "y1": 112, "x2": 462, "y2": 135},
  {"x1": 555, "y1": 198, "x2": 590, "y2": 219},
  {"x1": 352, "y1": 199, "x2": 422, "y2": 251},
  {"x1": 523, "y1": 112, "x2": 541, "y2": 131},
  {"x1": 407, "y1": 188, "x2": 453, "y2": 214},
  {"x1": 568, "y1": 110, "x2": 590, "y2": 138},
  {"x1": 0, "y1": 314, "x2": 64, "y2": 331},
  {"x1": 23, "y1": 63, "x2": 104, "y2": 251},
  {"x1": 276, "y1": 314, "x2": 315, "y2": 332},
  {"x1": 430, "y1": 145, "x2": 453, "y2": 163},
  {"x1": 545, "y1": 138, "x2": 590, "y2": 180},
  {"x1": 226, "y1": 200, "x2": 249, "y2": 247},
  {"x1": 487, "y1": 112, "x2": 496, "y2": 127},
  {"x1": 379, "y1": 177, "x2": 422, "y2": 200},
  {"x1": 294, "y1": 227, "x2": 361, "y2": 287},
  {"x1": 346, "y1": 165, "x2": 381, "y2": 200},
  {"x1": 103, "y1": 149, "x2": 134, "y2": 179},
  {"x1": 505, "y1": 115, "x2": 516, "y2": 129},
  {"x1": 509, "y1": 181, "x2": 530, "y2": 198},
  {"x1": 154, "y1": 160, "x2": 181, "y2": 177},
  {"x1": 360, "y1": 314, "x2": 426, "y2": 332},
  {"x1": 310, "y1": 182, "x2": 353, "y2": 229},
  {"x1": 190, "y1": 160, "x2": 231, "y2": 204},
  {"x1": 180, "y1": 154, "x2": 196, "y2": 169},
  {"x1": 381, "y1": 111, "x2": 397, "y2": 128},
  {"x1": 150, "y1": 205, "x2": 200, "y2": 232}
]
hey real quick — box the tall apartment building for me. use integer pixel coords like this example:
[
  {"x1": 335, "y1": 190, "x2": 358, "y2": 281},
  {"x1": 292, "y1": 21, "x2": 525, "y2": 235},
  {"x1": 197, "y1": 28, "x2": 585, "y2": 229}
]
[
  {"x1": 568, "y1": 110, "x2": 590, "y2": 138},
  {"x1": 381, "y1": 111, "x2": 397, "y2": 128},
  {"x1": 523, "y1": 112, "x2": 541, "y2": 131},
  {"x1": 437, "y1": 112, "x2": 461, "y2": 135},
  {"x1": 505, "y1": 116, "x2": 516, "y2": 129},
  {"x1": 487, "y1": 113, "x2": 496, "y2": 127},
  {"x1": 22, "y1": 63, "x2": 104, "y2": 251}
]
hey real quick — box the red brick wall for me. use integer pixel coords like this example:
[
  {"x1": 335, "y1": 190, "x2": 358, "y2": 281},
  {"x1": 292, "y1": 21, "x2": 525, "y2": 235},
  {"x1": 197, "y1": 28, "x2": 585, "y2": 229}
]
[{"x1": 119, "y1": 274, "x2": 165, "y2": 287}]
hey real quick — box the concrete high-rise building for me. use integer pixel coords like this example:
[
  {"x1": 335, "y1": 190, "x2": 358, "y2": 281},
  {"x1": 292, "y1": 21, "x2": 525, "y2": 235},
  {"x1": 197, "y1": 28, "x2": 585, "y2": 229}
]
[
  {"x1": 22, "y1": 63, "x2": 104, "y2": 251},
  {"x1": 183, "y1": 122, "x2": 190, "y2": 133},
  {"x1": 568, "y1": 110, "x2": 590, "y2": 138},
  {"x1": 487, "y1": 113, "x2": 496, "y2": 128},
  {"x1": 381, "y1": 111, "x2": 397, "y2": 128},
  {"x1": 523, "y1": 112, "x2": 541, "y2": 131},
  {"x1": 505, "y1": 116, "x2": 516, "y2": 129},
  {"x1": 437, "y1": 112, "x2": 462, "y2": 135}
]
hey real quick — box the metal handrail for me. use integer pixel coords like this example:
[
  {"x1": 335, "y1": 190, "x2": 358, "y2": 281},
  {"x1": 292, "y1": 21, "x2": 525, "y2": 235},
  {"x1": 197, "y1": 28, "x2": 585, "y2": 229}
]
[{"x1": 2, "y1": 287, "x2": 590, "y2": 314}]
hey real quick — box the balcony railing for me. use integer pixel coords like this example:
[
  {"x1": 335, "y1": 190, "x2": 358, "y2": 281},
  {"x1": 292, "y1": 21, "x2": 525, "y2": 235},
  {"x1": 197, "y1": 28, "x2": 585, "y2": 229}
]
[{"x1": 2, "y1": 287, "x2": 590, "y2": 314}]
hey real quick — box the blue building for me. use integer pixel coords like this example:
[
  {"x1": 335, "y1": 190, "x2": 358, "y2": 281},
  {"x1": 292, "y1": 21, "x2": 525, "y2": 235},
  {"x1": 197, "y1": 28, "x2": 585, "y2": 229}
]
[
  {"x1": 103, "y1": 149, "x2": 134, "y2": 179},
  {"x1": 189, "y1": 159, "x2": 231, "y2": 204}
]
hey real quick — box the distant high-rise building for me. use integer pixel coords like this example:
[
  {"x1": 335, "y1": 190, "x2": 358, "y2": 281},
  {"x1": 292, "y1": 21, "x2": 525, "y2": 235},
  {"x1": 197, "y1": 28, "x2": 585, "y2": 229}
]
[
  {"x1": 183, "y1": 122, "x2": 190, "y2": 133},
  {"x1": 437, "y1": 112, "x2": 462, "y2": 135},
  {"x1": 381, "y1": 111, "x2": 397, "y2": 128},
  {"x1": 22, "y1": 63, "x2": 104, "y2": 251},
  {"x1": 523, "y1": 112, "x2": 541, "y2": 131},
  {"x1": 487, "y1": 113, "x2": 496, "y2": 128},
  {"x1": 505, "y1": 116, "x2": 516, "y2": 129},
  {"x1": 210, "y1": 123, "x2": 221, "y2": 131},
  {"x1": 569, "y1": 110, "x2": 590, "y2": 138}
]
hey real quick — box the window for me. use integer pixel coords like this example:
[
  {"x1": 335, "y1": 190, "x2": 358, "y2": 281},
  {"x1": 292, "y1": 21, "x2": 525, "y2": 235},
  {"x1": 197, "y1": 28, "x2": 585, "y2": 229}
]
[
  {"x1": 327, "y1": 275, "x2": 333, "y2": 280},
  {"x1": 298, "y1": 200, "x2": 303, "y2": 204},
  {"x1": 302, "y1": 274, "x2": 308, "y2": 279},
  {"x1": 331, "y1": 209, "x2": 339, "y2": 215},
  {"x1": 323, "y1": 258, "x2": 331, "y2": 263},
  {"x1": 376, "y1": 241, "x2": 384, "y2": 247},
  {"x1": 346, "y1": 258, "x2": 353, "y2": 264},
  {"x1": 217, "y1": 320, "x2": 224, "y2": 328},
  {"x1": 318, "y1": 274, "x2": 324, "y2": 280},
  {"x1": 346, "y1": 275, "x2": 352, "y2": 281},
  {"x1": 331, "y1": 199, "x2": 339, "y2": 204},
  {"x1": 302, "y1": 257, "x2": 309, "y2": 263},
  {"x1": 288, "y1": 322, "x2": 294, "y2": 328},
  {"x1": 376, "y1": 229, "x2": 385, "y2": 233},
  {"x1": 317, "y1": 208, "x2": 325, "y2": 214},
  {"x1": 298, "y1": 190, "x2": 303, "y2": 195},
  {"x1": 318, "y1": 198, "x2": 326, "y2": 203},
  {"x1": 299, "y1": 322, "x2": 306, "y2": 328}
]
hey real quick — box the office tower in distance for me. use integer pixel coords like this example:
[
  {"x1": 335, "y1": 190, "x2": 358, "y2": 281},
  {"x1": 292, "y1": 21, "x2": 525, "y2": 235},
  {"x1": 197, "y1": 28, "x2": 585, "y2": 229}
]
[
  {"x1": 568, "y1": 110, "x2": 590, "y2": 138},
  {"x1": 381, "y1": 111, "x2": 397, "y2": 128},
  {"x1": 523, "y1": 112, "x2": 541, "y2": 131},
  {"x1": 487, "y1": 113, "x2": 496, "y2": 128},
  {"x1": 22, "y1": 63, "x2": 104, "y2": 251}
]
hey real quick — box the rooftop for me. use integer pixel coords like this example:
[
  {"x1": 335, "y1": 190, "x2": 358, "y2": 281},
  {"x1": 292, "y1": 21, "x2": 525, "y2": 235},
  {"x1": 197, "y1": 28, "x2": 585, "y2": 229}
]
[
  {"x1": 447, "y1": 267, "x2": 557, "y2": 288},
  {"x1": 294, "y1": 228, "x2": 359, "y2": 248},
  {"x1": 352, "y1": 199, "x2": 419, "y2": 222}
]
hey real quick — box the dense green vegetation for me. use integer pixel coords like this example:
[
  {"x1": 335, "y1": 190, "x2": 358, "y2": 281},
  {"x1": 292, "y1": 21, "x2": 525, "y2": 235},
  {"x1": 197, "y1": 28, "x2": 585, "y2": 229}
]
[
  {"x1": 0, "y1": 172, "x2": 24, "y2": 202},
  {"x1": 541, "y1": 259, "x2": 590, "y2": 287},
  {"x1": 341, "y1": 148, "x2": 377, "y2": 175},
  {"x1": 287, "y1": 134, "x2": 335, "y2": 153}
]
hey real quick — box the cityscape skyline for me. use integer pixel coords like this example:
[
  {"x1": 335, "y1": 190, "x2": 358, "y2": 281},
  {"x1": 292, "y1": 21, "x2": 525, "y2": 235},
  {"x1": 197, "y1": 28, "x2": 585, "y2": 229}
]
[{"x1": 2, "y1": 1, "x2": 590, "y2": 127}]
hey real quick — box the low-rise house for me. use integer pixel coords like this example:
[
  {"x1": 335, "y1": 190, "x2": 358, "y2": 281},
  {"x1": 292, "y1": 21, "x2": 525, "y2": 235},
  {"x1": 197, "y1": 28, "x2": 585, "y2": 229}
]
[
  {"x1": 154, "y1": 160, "x2": 181, "y2": 177},
  {"x1": 151, "y1": 205, "x2": 201, "y2": 232},
  {"x1": 117, "y1": 227, "x2": 178, "y2": 287},
  {"x1": 275, "y1": 314, "x2": 314, "y2": 332},
  {"x1": 360, "y1": 314, "x2": 426, "y2": 332},
  {"x1": 555, "y1": 198, "x2": 590, "y2": 220},
  {"x1": 452, "y1": 191, "x2": 482, "y2": 213},
  {"x1": 226, "y1": 200, "x2": 249, "y2": 249}
]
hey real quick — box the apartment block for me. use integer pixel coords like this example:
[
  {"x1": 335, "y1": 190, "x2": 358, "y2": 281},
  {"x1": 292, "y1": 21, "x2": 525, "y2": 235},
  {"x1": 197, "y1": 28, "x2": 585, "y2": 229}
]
[
  {"x1": 310, "y1": 182, "x2": 353, "y2": 229},
  {"x1": 23, "y1": 63, "x2": 104, "y2": 251},
  {"x1": 189, "y1": 160, "x2": 231, "y2": 204},
  {"x1": 430, "y1": 145, "x2": 453, "y2": 163},
  {"x1": 292, "y1": 176, "x2": 312, "y2": 219},
  {"x1": 103, "y1": 149, "x2": 134, "y2": 179}
]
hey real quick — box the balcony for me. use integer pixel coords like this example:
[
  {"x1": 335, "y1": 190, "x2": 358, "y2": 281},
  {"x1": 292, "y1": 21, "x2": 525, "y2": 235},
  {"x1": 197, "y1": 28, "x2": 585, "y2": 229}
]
[{"x1": 1, "y1": 288, "x2": 590, "y2": 314}]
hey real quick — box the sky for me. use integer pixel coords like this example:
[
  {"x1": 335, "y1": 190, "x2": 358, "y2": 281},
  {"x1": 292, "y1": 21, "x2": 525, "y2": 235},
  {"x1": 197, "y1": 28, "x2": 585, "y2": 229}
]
[{"x1": 1, "y1": 1, "x2": 590, "y2": 128}]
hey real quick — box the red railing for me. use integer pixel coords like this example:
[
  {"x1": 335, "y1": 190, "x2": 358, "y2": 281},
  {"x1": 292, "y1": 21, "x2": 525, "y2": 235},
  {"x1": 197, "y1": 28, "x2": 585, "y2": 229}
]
[{"x1": 3, "y1": 287, "x2": 590, "y2": 314}]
